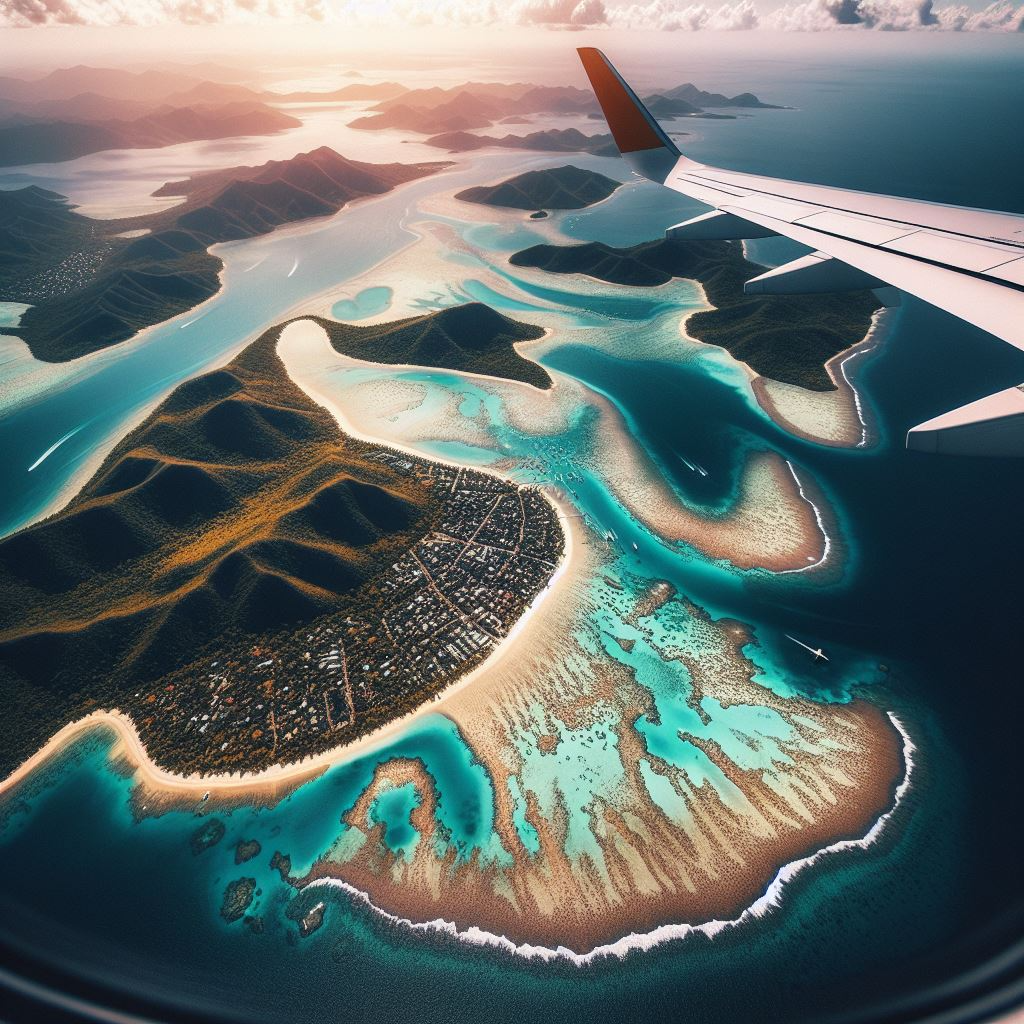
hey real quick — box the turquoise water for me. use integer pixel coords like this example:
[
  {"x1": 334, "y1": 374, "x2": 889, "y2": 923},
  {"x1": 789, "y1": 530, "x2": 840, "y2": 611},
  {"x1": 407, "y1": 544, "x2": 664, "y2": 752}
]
[
  {"x1": 1, "y1": 48, "x2": 1024, "y2": 1024},
  {"x1": 331, "y1": 286, "x2": 394, "y2": 321}
]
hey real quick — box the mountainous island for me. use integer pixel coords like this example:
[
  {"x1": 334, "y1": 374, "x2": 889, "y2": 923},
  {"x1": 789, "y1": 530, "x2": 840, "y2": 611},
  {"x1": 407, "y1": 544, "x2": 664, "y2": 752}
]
[
  {"x1": 0, "y1": 147, "x2": 449, "y2": 362},
  {"x1": 424, "y1": 127, "x2": 618, "y2": 156},
  {"x1": 0, "y1": 315, "x2": 563, "y2": 777},
  {"x1": 0, "y1": 103, "x2": 301, "y2": 168},
  {"x1": 455, "y1": 165, "x2": 621, "y2": 212},
  {"x1": 359, "y1": 80, "x2": 782, "y2": 135},
  {"x1": 349, "y1": 93, "x2": 495, "y2": 133},
  {"x1": 314, "y1": 302, "x2": 551, "y2": 389},
  {"x1": 356, "y1": 79, "x2": 778, "y2": 130},
  {"x1": 0, "y1": 67, "x2": 781, "y2": 169},
  {"x1": 510, "y1": 238, "x2": 880, "y2": 390}
]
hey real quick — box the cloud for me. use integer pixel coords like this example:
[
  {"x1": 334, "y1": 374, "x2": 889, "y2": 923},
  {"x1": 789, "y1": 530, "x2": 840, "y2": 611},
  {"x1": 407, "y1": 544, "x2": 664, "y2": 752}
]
[
  {"x1": 513, "y1": 0, "x2": 608, "y2": 24},
  {"x1": 616, "y1": 0, "x2": 1023, "y2": 27},
  {"x1": 0, "y1": 0, "x2": 1019, "y2": 29},
  {"x1": 934, "y1": 0, "x2": 1024, "y2": 26},
  {"x1": 765, "y1": 0, "x2": 1022, "y2": 27},
  {"x1": 611, "y1": 0, "x2": 758, "y2": 29}
]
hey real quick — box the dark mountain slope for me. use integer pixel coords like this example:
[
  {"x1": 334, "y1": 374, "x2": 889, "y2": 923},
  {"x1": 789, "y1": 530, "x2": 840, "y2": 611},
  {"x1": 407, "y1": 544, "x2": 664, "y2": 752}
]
[
  {"x1": 4, "y1": 148, "x2": 448, "y2": 361},
  {"x1": 455, "y1": 165, "x2": 621, "y2": 211},
  {"x1": 0, "y1": 323, "x2": 439, "y2": 775},
  {"x1": 0, "y1": 103, "x2": 300, "y2": 168},
  {"x1": 510, "y1": 238, "x2": 880, "y2": 390},
  {"x1": 315, "y1": 302, "x2": 551, "y2": 389}
]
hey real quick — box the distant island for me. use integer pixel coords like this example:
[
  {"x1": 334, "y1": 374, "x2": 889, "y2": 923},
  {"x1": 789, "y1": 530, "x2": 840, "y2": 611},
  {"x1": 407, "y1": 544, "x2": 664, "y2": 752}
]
[
  {"x1": 349, "y1": 92, "x2": 495, "y2": 133},
  {"x1": 455, "y1": 165, "x2": 621, "y2": 212},
  {"x1": 659, "y1": 82, "x2": 784, "y2": 109},
  {"x1": 0, "y1": 69, "x2": 782, "y2": 169},
  {"x1": 361, "y1": 80, "x2": 782, "y2": 132},
  {"x1": 510, "y1": 238, "x2": 879, "y2": 390},
  {"x1": 0, "y1": 103, "x2": 300, "y2": 168},
  {"x1": 0, "y1": 319, "x2": 563, "y2": 778},
  {"x1": 0, "y1": 147, "x2": 449, "y2": 362},
  {"x1": 262, "y1": 82, "x2": 406, "y2": 103},
  {"x1": 314, "y1": 302, "x2": 551, "y2": 389},
  {"x1": 424, "y1": 127, "x2": 618, "y2": 156}
]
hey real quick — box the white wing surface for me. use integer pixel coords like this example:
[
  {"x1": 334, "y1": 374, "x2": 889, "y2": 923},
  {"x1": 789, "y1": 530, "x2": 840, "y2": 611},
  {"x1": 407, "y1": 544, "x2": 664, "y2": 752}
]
[{"x1": 577, "y1": 47, "x2": 1024, "y2": 456}]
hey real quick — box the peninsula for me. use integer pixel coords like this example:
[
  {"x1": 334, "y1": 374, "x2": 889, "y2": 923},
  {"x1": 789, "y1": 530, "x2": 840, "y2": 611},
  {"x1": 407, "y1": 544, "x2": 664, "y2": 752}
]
[
  {"x1": 1, "y1": 147, "x2": 449, "y2": 362},
  {"x1": 314, "y1": 303, "x2": 551, "y2": 389},
  {"x1": 455, "y1": 165, "x2": 621, "y2": 212},
  {"x1": 0, "y1": 316, "x2": 563, "y2": 778},
  {"x1": 510, "y1": 237, "x2": 880, "y2": 390}
]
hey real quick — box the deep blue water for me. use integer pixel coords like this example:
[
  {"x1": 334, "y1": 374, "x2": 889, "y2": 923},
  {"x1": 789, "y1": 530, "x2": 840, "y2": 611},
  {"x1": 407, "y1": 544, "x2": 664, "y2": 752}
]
[{"x1": 2, "y1": 46, "x2": 1024, "y2": 1024}]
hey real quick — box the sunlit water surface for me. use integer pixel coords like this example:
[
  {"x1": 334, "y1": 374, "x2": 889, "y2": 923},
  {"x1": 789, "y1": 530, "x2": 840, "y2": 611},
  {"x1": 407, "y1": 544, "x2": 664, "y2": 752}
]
[{"x1": 1, "y1": 47, "x2": 1023, "y2": 1024}]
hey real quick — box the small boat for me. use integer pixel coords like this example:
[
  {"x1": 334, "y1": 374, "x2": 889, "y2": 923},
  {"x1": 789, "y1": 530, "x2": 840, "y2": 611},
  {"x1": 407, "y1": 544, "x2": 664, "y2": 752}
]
[{"x1": 785, "y1": 635, "x2": 829, "y2": 662}]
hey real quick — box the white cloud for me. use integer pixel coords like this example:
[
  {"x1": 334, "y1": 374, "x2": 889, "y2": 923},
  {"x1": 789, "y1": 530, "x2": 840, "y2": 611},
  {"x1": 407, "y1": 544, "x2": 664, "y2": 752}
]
[
  {"x1": 765, "y1": 0, "x2": 1022, "y2": 27},
  {"x1": 512, "y1": 0, "x2": 608, "y2": 24},
  {"x1": 610, "y1": 0, "x2": 758, "y2": 28},
  {"x1": 935, "y1": 0, "x2": 1024, "y2": 26},
  {"x1": 0, "y1": 0, "x2": 1018, "y2": 29}
]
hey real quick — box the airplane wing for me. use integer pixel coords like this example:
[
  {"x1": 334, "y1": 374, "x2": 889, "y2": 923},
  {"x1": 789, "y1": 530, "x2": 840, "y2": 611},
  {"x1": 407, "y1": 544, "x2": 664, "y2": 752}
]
[{"x1": 577, "y1": 47, "x2": 1024, "y2": 456}]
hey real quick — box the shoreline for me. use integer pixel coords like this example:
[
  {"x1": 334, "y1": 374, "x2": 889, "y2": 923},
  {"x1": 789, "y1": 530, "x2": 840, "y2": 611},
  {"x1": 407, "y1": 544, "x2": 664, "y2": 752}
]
[
  {"x1": 0, "y1": 171, "x2": 466, "y2": 540},
  {"x1": 283, "y1": 318, "x2": 832, "y2": 576},
  {"x1": 678, "y1": 282, "x2": 888, "y2": 450},
  {"x1": 749, "y1": 308, "x2": 891, "y2": 448},
  {"x1": 0, "y1": 503, "x2": 578, "y2": 802},
  {"x1": 0, "y1": 320, "x2": 581, "y2": 801},
  {"x1": 302, "y1": 710, "x2": 915, "y2": 963}
]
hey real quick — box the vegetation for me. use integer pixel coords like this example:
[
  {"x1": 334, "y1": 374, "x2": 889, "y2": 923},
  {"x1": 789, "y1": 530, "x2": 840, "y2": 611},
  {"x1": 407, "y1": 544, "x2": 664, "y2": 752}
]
[
  {"x1": 0, "y1": 321, "x2": 440, "y2": 777},
  {"x1": 0, "y1": 311, "x2": 563, "y2": 779},
  {"x1": 3, "y1": 147, "x2": 448, "y2": 362},
  {"x1": 455, "y1": 165, "x2": 621, "y2": 211},
  {"x1": 510, "y1": 237, "x2": 880, "y2": 390},
  {"x1": 220, "y1": 877, "x2": 257, "y2": 923},
  {"x1": 314, "y1": 302, "x2": 552, "y2": 389}
]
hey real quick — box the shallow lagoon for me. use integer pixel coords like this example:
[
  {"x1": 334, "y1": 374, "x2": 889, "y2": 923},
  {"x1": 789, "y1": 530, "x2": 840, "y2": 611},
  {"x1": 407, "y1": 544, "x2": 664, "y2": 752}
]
[{"x1": 1, "y1": 50, "x2": 1024, "y2": 1024}]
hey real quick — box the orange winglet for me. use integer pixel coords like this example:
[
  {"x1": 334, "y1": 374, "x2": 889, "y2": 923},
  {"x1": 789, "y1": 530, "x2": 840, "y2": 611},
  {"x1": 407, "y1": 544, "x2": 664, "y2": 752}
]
[{"x1": 577, "y1": 47, "x2": 676, "y2": 155}]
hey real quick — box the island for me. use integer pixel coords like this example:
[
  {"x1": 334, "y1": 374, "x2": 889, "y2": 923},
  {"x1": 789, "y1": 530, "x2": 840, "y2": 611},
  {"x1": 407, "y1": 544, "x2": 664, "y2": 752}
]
[
  {"x1": 235, "y1": 839, "x2": 262, "y2": 864},
  {"x1": 349, "y1": 93, "x2": 495, "y2": 133},
  {"x1": 1, "y1": 147, "x2": 449, "y2": 362},
  {"x1": 220, "y1": 877, "x2": 257, "y2": 923},
  {"x1": 509, "y1": 237, "x2": 880, "y2": 390},
  {"x1": 660, "y1": 82, "x2": 784, "y2": 109},
  {"x1": 361, "y1": 80, "x2": 782, "y2": 129},
  {"x1": 0, "y1": 103, "x2": 301, "y2": 168},
  {"x1": 455, "y1": 165, "x2": 621, "y2": 211},
  {"x1": 313, "y1": 302, "x2": 551, "y2": 390},
  {"x1": 424, "y1": 127, "x2": 618, "y2": 156},
  {"x1": 0, "y1": 313, "x2": 564, "y2": 778}
]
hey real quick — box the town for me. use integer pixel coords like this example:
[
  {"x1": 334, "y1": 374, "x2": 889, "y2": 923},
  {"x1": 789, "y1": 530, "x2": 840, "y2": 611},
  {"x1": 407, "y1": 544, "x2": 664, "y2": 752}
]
[{"x1": 130, "y1": 454, "x2": 564, "y2": 775}]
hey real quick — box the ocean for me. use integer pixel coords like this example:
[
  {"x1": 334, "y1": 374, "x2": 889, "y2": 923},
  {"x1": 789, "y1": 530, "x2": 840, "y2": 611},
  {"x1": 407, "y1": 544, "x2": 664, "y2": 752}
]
[{"x1": 1, "y1": 41, "x2": 1023, "y2": 1023}]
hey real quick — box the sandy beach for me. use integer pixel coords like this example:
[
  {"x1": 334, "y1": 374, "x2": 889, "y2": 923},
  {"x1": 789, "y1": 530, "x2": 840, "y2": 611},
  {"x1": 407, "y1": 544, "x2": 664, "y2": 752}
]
[
  {"x1": 748, "y1": 309, "x2": 891, "y2": 448},
  {"x1": 0, "y1": 366, "x2": 582, "y2": 804},
  {"x1": 0, "y1": 497, "x2": 580, "y2": 804},
  {"x1": 282, "y1": 318, "x2": 836, "y2": 576}
]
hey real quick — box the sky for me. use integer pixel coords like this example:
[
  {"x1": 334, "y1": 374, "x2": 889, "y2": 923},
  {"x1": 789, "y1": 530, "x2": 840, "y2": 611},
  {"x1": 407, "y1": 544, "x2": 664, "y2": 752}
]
[{"x1": 0, "y1": 0, "x2": 1021, "y2": 33}]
